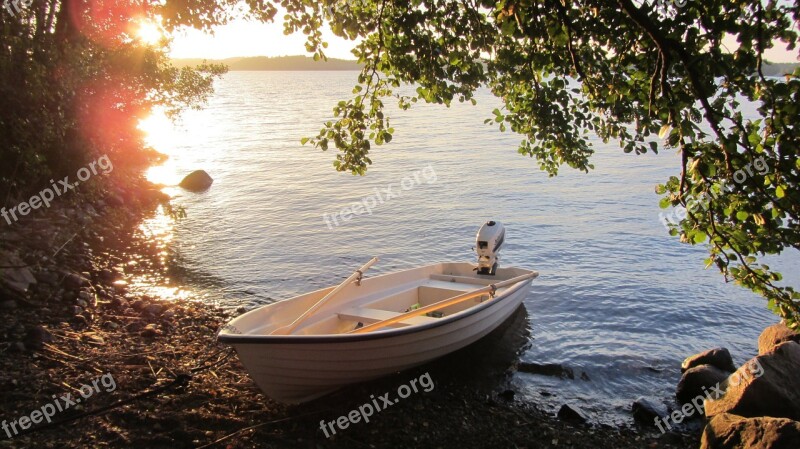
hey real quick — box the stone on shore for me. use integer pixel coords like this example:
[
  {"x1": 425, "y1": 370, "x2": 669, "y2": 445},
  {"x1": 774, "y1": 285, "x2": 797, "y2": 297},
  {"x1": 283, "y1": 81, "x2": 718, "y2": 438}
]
[
  {"x1": 682, "y1": 348, "x2": 736, "y2": 373},
  {"x1": 0, "y1": 250, "x2": 36, "y2": 294},
  {"x1": 179, "y1": 170, "x2": 213, "y2": 192},
  {"x1": 705, "y1": 342, "x2": 800, "y2": 420},
  {"x1": 557, "y1": 404, "x2": 588, "y2": 425},
  {"x1": 701, "y1": 413, "x2": 800, "y2": 449},
  {"x1": 758, "y1": 323, "x2": 800, "y2": 355},
  {"x1": 676, "y1": 364, "x2": 729, "y2": 406}
]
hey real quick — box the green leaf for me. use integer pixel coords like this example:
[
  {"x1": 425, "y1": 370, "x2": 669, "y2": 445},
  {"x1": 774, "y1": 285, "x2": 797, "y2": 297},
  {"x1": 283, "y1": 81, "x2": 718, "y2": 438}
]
[{"x1": 776, "y1": 186, "x2": 785, "y2": 198}]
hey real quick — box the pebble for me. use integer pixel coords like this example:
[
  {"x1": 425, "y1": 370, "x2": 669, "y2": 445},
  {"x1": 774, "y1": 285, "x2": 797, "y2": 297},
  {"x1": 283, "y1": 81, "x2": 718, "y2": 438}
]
[
  {"x1": 64, "y1": 273, "x2": 89, "y2": 290},
  {"x1": 141, "y1": 324, "x2": 160, "y2": 338},
  {"x1": 144, "y1": 304, "x2": 164, "y2": 316}
]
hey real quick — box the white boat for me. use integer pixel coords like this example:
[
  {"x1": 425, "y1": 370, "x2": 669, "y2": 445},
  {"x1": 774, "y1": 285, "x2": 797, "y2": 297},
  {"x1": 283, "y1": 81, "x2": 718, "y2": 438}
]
[{"x1": 218, "y1": 221, "x2": 538, "y2": 403}]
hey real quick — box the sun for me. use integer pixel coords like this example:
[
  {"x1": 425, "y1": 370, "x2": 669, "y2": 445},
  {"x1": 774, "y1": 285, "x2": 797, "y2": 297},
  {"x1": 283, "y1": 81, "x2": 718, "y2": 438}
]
[{"x1": 135, "y1": 19, "x2": 163, "y2": 45}]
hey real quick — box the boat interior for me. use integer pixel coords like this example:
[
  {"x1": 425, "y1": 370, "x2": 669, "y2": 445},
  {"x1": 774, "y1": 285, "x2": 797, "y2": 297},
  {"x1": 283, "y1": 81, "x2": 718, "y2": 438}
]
[{"x1": 296, "y1": 273, "x2": 501, "y2": 335}]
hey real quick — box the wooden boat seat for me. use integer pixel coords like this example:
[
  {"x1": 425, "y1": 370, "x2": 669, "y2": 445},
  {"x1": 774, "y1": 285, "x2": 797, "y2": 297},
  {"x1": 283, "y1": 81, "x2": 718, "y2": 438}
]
[{"x1": 337, "y1": 307, "x2": 440, "y2": 327}]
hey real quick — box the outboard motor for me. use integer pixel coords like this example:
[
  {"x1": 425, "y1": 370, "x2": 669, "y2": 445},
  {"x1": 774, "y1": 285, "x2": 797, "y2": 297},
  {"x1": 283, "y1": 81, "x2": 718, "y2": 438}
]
[{"x1": 475, "y1": 221, "x2": 505, "y2": 275}]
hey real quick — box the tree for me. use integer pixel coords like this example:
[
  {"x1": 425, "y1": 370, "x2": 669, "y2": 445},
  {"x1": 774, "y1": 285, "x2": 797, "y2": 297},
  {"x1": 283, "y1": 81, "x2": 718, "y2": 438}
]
[
  {"x1": 292, "y1": 0, "x2": 800, "y2": 329},
  {"x1": 0, "y1": 0, "x2": 276, "y2": 194}
]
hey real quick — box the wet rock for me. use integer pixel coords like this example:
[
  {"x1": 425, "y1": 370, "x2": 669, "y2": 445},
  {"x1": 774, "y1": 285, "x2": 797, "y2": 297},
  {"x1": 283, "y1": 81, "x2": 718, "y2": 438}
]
[
  {"x1": 557, "y1": 404, "x2": 587, "y2": 425},
  {"x1": 705, "y1": 342, "x2": 800, "y2": 420},
  {"x1": 676, "y1": 364, "x2": 730, "y2": 406},
  {"x1": 580, "y1": 372, "x2": 590, "y2": 381},
  {"x1": 100, "y1": 268, "x2": 114, "y2": 280},
  {"x1": 498, "y1": 390, "x2": 515, "y2": 401},
  {"x1": 632, "y1": 397, "x2": 668, "y2": 426},
  {"x1": 682, "y1": 348, "x2": 736, "y2": 374},
  {"x1": 112, "y1": 280, "x2": 128, "y2": 293},
  {"x1": 518, "y1": 362, "x2": 575, "y2": 379},
  {"x1": 701, "y1": 413, "x2": 800, "y2": 449},
  {"x1": 24, "y1": 325, "x2": 53, "y2": 350},
  {"x1": 0, "y1": 300, "x2": 17, "y2": 310},
  {"x1": 130, "y1": 299, "x2": 145, "y2": 311},
  {"x1": 111, "y1": 296, "x2": 129, "y2": 309},
  {"x1": 10, "y1": 342, "x2": 26, "y2": 352},
  {"x1": 179, "y1": 170, "x2": 214, "y2": 192},
  {"x1": 758, "y1": 323, "x2": 800, "y2": 355},
  {"x1": 76, "y1": 299, "x2": 88, "y2": 308}
]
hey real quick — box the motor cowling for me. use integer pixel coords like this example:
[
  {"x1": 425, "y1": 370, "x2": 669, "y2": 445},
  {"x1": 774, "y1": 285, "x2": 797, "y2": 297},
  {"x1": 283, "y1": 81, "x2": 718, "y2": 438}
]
[{"x1": 475, "y1": 221, "x2": 505, "y2": 275}]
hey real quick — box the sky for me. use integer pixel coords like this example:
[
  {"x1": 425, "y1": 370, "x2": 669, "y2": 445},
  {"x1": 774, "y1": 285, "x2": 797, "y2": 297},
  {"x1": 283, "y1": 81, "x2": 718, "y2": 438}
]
[
  {"x1": 168, "y1": 19, "x2": 358, "y2": 60},
  {"x1": 167, "y1": 17, "x2": 798, "y2": 63}
]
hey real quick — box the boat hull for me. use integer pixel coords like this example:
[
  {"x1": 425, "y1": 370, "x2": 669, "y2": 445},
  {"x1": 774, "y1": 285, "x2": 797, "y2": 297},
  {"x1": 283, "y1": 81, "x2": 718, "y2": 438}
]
[{"x1": 219, "y1": 262, "x2": 534, "y2": 403}]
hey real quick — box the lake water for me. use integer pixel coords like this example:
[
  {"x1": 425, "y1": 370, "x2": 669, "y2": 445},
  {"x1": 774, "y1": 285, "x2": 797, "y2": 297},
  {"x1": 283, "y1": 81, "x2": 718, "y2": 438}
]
[{"x1": 138, "y1": 71, "x2": 799, "y2": 426}]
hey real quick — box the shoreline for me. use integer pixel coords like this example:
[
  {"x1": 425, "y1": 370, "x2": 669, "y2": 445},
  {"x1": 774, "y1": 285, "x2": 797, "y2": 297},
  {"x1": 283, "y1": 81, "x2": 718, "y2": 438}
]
[{"x1": 0, "y1": 175, "x2": 700, "y2": 448}]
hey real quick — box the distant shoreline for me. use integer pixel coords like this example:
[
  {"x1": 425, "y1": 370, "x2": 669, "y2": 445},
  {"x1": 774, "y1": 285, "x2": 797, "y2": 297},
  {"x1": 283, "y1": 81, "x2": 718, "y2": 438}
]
[{"x1": 171, "y1": 55, "x2": 361, "y2": 71}]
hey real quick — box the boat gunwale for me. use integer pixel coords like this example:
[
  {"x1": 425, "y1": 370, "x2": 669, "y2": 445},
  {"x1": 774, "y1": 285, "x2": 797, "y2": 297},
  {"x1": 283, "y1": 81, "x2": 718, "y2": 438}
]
[{"x1": 217, "y1": 268, "x2": 534, "y2": 345}]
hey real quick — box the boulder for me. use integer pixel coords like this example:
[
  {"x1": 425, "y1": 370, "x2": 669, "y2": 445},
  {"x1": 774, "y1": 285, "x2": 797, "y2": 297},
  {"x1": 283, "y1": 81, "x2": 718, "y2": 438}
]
[
  {"x1": 683, "y1": 348, "x2": 736, "y2": 373},
  {"x1": 758, "y1": 323, "x2": 800, "y2": 355},
  {"x1": 676, "y1": 364, "x2": 730, "y2": 406},
  {"x1": 705, "y1": 342, "x2": 800, "y2": 420},
  {"x1": 632, "y1": 397, "x2": 668, "y2": 426},
  {"x1": 179, "y1": 170, "x2": 213, "y2": 192},
  {"x1": 701, "y1": 413, "x2": 800, "y2": 449}
]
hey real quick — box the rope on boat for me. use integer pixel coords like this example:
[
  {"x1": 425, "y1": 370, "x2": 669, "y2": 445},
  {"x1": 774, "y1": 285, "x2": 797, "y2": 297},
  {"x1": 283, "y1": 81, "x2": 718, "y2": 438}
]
[{"x1": 8, "y1": 348, "x2": 235, "y2": 439}]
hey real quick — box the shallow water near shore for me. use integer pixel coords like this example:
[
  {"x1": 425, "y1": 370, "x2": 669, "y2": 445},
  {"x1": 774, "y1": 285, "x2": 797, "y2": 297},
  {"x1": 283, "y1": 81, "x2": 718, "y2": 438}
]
[{"x1": 138, "y1": 71, "x2": 800, "y2": 426}]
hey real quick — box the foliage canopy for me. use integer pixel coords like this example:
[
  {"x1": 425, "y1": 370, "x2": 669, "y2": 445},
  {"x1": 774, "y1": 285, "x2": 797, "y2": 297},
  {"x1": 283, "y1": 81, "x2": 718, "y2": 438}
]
[{"x1": 294, "y1": 0, "x2": 800, "y2": 329}]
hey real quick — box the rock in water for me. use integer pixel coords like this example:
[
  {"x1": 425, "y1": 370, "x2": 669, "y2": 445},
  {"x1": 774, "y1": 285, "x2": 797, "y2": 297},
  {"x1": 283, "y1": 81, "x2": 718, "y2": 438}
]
[
  {"x1": 758, "y1": 323, "x2": 800, "y2": 355},
  {"x1": 701, "y1": 413, "x2": 800, "y2": 449},
  {"x1": 682, "y1": 348, "x2": 737, "y2": 373},
  {"x1": 179, "y1": 170, "x2": 213, "y2": 192},
  {"x1": 517, "y1": 362, "x2": 575, "y2": 379},
  {"x1": 676, "y1": 364, "x2": 730, "y2": 406},
  {"x1": 632, "y1": 397, "x2": 668, "y2": 426},
  {"x1": 705, "y1": 342, "x2": 800, "y2": 420}
]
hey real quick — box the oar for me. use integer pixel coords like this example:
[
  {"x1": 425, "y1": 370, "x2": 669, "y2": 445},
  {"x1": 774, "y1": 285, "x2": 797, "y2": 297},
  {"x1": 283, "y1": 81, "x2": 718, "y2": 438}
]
[
  {"x1": 271, "y1": 257, "x2": 379, "y2": 335},
  {"x1": 348, "y1": 271, "x2": 538, "y2": 334}
]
